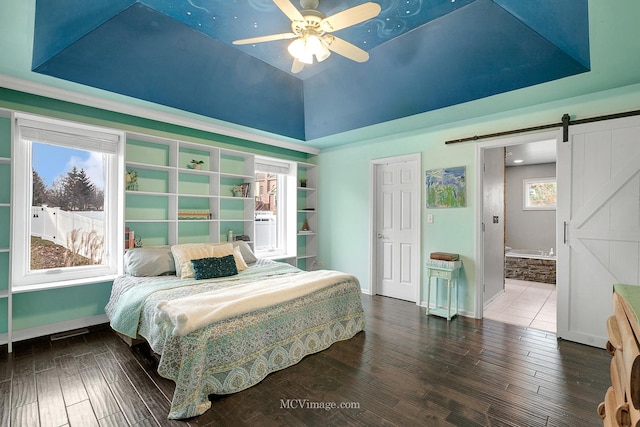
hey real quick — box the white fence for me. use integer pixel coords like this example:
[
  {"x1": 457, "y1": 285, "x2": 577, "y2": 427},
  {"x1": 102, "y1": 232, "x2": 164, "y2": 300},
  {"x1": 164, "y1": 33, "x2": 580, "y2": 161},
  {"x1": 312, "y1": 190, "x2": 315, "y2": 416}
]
[{"x1": 31, "y1": 206, "x2": 105, "y2": 262}]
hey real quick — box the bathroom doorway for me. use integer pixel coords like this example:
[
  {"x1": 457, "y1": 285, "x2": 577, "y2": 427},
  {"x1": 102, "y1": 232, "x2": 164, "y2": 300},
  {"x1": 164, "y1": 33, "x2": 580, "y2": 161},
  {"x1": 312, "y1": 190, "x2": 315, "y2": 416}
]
[{"x1": 477, "y1": 132, "x2": 559, "y2": 332}]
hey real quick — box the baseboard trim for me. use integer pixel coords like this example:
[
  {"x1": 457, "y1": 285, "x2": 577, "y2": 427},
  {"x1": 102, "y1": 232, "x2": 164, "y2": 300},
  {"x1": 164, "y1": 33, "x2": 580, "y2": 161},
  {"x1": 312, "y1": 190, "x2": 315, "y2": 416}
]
[{"x1": 9, "y1": 314, "x2": 109, "y2": 344}]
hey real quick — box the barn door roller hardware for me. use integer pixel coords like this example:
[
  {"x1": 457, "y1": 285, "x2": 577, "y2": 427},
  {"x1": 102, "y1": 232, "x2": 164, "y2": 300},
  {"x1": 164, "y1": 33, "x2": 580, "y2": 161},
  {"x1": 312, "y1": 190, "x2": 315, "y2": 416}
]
[{"x1": 445, "y1": 109, "x2": 640, "y2": 145}]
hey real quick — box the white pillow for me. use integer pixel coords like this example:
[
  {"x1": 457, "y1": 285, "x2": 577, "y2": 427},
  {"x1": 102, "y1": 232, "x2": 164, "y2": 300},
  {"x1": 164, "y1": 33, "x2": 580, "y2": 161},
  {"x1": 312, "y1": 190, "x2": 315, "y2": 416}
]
[
  {"x1": 232, "y1": 246, "x2": 249, "y2": 271},
  {"x1": 232, "y1": 241, "x2": 257, "y2": 264},
  {"x1": 124, "y1": 246, "x2": 175, "y2": 277},
  {"x1": 171, "y1": 243, "x2": 247, "y2": 278}
]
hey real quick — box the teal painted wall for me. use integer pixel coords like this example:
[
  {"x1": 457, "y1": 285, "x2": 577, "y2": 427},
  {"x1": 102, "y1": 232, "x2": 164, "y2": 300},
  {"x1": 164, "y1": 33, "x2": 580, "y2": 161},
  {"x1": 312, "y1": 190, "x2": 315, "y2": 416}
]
[
  {"x1": 317, "y1": 83, "x2": 640, "y2": 315},
  {"x1": 12, "y1": 282, "x2": 113, "y2": 330}
]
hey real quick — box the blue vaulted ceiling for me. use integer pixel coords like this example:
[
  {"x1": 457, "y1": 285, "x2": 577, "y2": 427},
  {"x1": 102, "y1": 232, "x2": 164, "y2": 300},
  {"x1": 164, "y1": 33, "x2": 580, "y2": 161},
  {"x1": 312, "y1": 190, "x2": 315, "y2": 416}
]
[{"x1": 32, "y1": 0, "x2": 589, "y2": 142}]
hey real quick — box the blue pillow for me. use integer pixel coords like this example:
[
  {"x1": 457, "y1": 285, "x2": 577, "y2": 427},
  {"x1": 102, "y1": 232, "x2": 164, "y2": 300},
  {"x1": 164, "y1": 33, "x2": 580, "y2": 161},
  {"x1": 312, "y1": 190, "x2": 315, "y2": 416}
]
[{"x1": 191, "y1": 254, "x2": 238, "y2": 280}]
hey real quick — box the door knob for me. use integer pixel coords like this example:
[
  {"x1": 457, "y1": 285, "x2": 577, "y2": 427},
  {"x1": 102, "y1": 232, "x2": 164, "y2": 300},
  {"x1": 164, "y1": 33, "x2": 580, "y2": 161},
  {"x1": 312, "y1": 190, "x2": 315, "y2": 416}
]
[{"x1": 377, "y1": 233, "x2": 383, "y2": 239}]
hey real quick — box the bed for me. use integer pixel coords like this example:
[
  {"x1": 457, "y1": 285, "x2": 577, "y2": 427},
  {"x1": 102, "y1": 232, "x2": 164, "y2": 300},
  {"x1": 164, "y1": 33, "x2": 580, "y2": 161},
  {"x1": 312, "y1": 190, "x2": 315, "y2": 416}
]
[{"x1": 105, "y1": 242, "x2": 365, "y2": 419}]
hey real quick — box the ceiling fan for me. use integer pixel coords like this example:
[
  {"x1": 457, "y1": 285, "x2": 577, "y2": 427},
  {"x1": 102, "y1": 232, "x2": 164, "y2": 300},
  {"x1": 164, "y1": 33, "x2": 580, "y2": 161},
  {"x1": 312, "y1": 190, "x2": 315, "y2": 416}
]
[{"x1": 233, "y1": 0, "x2": 381, "y2": 73}]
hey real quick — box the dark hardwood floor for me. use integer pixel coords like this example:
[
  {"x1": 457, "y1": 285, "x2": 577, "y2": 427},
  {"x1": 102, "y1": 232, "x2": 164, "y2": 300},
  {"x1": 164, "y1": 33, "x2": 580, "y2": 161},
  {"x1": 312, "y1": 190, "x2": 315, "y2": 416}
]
[{"x1": 0, "y1": 295, "x2": 610, "y2": 426}]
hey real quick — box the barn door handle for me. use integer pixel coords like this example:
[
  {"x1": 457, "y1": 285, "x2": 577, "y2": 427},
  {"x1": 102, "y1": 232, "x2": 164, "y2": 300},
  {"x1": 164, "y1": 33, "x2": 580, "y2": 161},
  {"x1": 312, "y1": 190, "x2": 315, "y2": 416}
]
[{"x1": 563, "y1": 221, "x2": 568, "y2": 244}]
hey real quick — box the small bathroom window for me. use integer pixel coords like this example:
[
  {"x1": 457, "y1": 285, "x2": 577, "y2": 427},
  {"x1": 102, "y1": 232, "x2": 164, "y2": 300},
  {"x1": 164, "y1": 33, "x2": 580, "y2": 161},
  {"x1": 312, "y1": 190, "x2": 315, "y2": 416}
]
[{"x1": 523, "y1": 177, "x2": 556, "y2": 210}]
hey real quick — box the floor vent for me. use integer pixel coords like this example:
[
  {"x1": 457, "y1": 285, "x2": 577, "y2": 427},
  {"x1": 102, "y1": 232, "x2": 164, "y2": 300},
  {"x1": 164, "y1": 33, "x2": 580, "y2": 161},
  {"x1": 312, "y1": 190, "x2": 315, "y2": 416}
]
[{"x1": 50, "y1": 328, "x2": 90, "y2": 341}]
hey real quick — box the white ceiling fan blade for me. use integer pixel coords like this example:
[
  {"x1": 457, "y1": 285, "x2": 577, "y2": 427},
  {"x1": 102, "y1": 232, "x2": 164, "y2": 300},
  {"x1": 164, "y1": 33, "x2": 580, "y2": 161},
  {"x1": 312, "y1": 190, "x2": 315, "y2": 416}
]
[
  {"x1": 291, "y1": 58, "x2": 305, "y2": 73},
  {"x1": 325, "y1": 35, "x2": 369, "y2": 62},
  {"x1": 321, "y1": 2, "x2": 381, "y2": 32},
  {"x1": 274, "y1": 0, "x2": 305, "y2": 22},
  {"x1": 233, "y1": 32, "x2": 297, "y2": 45}
]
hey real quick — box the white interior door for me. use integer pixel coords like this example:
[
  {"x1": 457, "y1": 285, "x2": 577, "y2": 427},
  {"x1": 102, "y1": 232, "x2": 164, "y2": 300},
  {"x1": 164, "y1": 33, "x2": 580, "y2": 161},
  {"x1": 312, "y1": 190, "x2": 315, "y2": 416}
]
[
  {"x1": 373, "y1": 156, "x2": 420, "y2": 302},
  {"x1": 557, "y1": 115, "x2": 640, "y2": 348},
  {"x1": 483, "y1": 147, "x2": 505, "y2": 307}
]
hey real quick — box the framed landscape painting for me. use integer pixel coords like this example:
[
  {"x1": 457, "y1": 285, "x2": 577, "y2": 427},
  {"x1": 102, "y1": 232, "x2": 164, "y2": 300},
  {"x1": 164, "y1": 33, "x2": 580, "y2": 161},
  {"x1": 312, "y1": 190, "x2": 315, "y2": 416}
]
[{"x1": 425, "y1": 166, "x2": 466, "y2": 208}]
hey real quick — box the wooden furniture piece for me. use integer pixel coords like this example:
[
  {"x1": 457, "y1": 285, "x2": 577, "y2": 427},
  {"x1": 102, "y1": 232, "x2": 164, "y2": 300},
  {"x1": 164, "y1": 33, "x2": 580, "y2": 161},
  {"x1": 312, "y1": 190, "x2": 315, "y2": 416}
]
[
  {"x1": 599, "y1": 284, "x2": 640, "y2": 426},
  {"x1": 425, "y1": 260, "x2": 462, "y2": 321}
]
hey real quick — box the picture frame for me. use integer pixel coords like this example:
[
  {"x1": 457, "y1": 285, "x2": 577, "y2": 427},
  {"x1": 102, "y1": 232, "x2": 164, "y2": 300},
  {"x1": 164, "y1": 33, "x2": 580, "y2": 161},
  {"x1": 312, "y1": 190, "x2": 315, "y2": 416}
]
[{"x1": 425, "y1": 166, "x2": 466, "y2": 208}]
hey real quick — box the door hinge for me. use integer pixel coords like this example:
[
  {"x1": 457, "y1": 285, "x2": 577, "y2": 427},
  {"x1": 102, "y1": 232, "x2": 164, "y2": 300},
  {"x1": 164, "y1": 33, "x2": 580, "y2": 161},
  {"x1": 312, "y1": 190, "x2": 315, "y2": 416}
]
[{"x1": 482, "y1": 223, "x2": 485, "y2": 232}]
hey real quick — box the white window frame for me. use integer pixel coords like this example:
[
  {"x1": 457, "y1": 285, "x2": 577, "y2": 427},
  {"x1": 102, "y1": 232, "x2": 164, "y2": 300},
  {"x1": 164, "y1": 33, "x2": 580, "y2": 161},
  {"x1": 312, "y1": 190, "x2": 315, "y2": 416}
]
[
  {"x1": 12, "y1": 113, "x2": 124, "y2": 290},
  {"x1": 523, "y1": 177, "x2": 557, "y2": 210},
  {"x1": 254, "y1": 157, "x2": 296, "y2": 259}
]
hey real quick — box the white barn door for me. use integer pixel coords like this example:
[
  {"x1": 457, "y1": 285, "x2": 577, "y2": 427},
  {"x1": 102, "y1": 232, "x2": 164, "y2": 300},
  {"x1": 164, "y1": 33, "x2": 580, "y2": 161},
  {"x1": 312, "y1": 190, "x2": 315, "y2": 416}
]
[{"x1": 557, "y1": 115, "x2": 640, "y2": 347}]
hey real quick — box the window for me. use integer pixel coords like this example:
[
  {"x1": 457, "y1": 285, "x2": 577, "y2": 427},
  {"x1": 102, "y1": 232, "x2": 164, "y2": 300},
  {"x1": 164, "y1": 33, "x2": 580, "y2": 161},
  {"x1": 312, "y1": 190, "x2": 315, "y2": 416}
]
[
  {"x1": 523, "y1": 177, "x2": 557, "y2": 210},
  {"x1": 12, "y1": 114, "x2": 124, "y2": 289},
  {"x1": 254, "y1": 157, "x2": 296, "y2": 258}
]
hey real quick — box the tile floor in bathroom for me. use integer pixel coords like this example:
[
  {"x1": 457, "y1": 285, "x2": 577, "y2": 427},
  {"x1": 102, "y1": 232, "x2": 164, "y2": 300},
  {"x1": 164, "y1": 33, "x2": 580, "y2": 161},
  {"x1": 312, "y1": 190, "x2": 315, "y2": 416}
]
[{"x1": 483, "y1": 278, "x2": 557, "y2": 333}]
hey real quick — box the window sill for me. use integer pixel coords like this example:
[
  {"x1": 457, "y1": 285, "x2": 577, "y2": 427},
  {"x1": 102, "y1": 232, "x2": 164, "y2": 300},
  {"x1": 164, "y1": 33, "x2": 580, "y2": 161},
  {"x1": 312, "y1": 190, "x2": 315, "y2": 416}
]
[
  {"x1": 257, "y1": 251, "x2": 296, "y2": 261},
  {"x1": 11, "y1": 274, "x2": 118, "y2": 294}
]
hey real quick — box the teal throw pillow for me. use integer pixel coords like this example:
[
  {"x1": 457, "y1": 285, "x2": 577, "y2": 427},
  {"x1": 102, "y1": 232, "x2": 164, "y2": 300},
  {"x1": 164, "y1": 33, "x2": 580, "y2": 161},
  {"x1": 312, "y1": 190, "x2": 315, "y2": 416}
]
[{"x1": 191, "y1": 254, "x2": 238, "y2": 280}]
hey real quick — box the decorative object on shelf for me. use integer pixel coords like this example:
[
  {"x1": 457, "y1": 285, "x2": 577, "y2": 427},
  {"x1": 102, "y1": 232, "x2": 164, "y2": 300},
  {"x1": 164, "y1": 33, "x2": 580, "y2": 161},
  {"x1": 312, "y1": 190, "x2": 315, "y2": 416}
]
[
  {"x1": 227, "y1": 229, "x2": 234, "y2": 242},
  {"x1": 134, "y1": 235, "x2": 142, "y2": 248},
  {"x1": 301, "y1": 218, "x2": 311, "y2": 232},
  {"x1": 126, "y1": 170, "x2": 138, "y2": 191},
  {"x1": 299, "y1": 178, "x2": 307, "y2": 188},
  {"x1": 189, "y1": 159, "x2": 204, "y2": 170},
  {"x1": 232, "y1": 183, "x2": 251, "y2": 197},
  {"x1": 234, "y1": 234, "x2": 250, "y2": 241},
  {"x1": 425, "y1": 166, "x2": 466, "y2": 208}
]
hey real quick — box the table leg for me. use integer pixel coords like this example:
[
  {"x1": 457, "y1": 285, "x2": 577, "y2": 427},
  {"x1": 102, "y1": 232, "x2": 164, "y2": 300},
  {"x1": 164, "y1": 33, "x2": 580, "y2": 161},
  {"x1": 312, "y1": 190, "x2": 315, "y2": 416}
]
[
  {"x1": 426, "y1": 276, "x2": 431, "y2": 315},
  {"x1": 446, "y1": 279, "x2": 451, "y2": 321}
]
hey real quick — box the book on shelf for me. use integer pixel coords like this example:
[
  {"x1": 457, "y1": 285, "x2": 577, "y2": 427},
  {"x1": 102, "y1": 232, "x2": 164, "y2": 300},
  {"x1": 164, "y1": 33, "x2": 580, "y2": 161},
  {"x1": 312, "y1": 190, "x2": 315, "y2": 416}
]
[
  {"x1": 178, "y1": 209, "x2": 212, "y2": 220},
  {"x1": 241, "y1": 182, "x2": 251, "y2": 197}
]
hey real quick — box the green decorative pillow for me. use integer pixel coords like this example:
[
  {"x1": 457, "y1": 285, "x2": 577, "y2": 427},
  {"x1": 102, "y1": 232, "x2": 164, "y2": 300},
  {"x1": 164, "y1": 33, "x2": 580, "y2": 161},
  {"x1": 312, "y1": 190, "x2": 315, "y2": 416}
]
[{"x1": 191, "y1": 254, "x2": 238, "y2": 280}]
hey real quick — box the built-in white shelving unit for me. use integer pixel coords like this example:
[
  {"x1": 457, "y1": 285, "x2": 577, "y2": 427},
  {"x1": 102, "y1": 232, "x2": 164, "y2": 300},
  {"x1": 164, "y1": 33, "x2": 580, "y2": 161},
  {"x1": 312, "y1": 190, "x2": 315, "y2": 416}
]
[
  {"x1": 0, "y1": 111, "x2": 13, "y2": 352},
  {"x1": 296, "y1": 162, "x2": 318, "y2": 271},
  {"x1": 124, "y1": 134, "x2": 255, "y2": 246}
]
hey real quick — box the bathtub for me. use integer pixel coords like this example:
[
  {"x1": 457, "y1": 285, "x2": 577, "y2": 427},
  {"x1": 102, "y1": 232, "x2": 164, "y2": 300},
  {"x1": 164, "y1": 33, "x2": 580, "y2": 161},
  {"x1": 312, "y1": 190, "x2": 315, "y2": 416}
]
[
  {"x1": 505, "y1": 248, "x2": 556, "y2": 283},
  {"x1": 505, "y1": 248, "x2": 556, "y2": 260}
]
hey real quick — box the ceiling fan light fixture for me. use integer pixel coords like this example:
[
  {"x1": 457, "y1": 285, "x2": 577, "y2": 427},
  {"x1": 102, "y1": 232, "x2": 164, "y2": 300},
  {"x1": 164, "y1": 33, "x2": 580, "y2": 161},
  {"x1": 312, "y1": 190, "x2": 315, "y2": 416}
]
[
  {"x1": 316, "y1": 43, "x2": 331, "y2": 62},
  {"x1": 235, "y1": 0, "x2": 382, "y2": 73},
  {"x1": 305, "y1": 34, "x2": 322, "y2": 55},
  {"x1": 288, "y1": 39, "x2": 306, "y2": 58},
  {"x1": 288, "y1": 36, "x2": 316, "y2": 64}
]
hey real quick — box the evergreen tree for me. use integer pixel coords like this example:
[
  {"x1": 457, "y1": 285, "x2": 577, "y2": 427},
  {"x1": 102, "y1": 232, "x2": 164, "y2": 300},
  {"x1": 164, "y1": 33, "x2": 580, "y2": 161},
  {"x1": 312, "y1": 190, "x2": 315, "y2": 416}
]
[
  {"x1": 43, "y1": 167, "x2": 103, "y2": 211},
  {"x1": 75, "y1": 168, "x2": 96, "y2": 210},
  {"x1": 60, "y1": 167, "x2": 96, "y2": 210},
  {"x1": 32, "y1": 169, "x2": 47, "y2": 206}
]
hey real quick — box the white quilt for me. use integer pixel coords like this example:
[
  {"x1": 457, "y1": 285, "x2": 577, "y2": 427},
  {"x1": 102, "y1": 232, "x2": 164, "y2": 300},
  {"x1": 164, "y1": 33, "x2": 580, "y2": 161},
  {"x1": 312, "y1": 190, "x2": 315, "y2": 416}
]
[{"x1": 154, "y1": 270, "x2": 352, "y2": 336}]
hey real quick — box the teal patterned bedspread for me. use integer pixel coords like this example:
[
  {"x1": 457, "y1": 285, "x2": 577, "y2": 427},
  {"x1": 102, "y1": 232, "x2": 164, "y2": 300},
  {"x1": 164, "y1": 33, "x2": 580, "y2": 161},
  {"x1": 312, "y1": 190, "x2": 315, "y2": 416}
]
[{"x1": 105, "y1": 260, "x2": 365, "y2": 419}]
